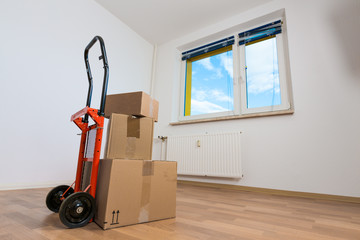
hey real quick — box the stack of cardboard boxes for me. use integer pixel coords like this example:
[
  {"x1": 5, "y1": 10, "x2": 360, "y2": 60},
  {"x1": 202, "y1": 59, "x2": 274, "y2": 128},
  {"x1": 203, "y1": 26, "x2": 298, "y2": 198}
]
[{"x1": 82, "y1": 91, "x2": 177, "y2": 230}]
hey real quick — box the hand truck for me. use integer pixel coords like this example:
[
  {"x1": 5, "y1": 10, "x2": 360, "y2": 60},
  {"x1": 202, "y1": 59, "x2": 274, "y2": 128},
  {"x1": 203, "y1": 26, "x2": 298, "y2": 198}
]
[{"x1": 46, "y1": 36, "x2": 109, "y2": 228}]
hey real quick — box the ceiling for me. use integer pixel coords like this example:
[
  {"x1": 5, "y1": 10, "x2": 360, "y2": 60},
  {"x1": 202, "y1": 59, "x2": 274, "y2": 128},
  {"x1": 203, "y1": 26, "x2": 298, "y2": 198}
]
[{"x1": 94, "y1": 0, "x2": 272, "y2": 45}]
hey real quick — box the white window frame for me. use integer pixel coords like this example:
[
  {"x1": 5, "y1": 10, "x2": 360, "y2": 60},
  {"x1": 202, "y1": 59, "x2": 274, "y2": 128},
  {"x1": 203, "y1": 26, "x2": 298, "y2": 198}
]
[
  {"x1": 178, "y1": 44, "x2": 239, "y2": 122},
  {"x1": 239, "y1": 33, "x2": 291, "y2": 115},
  {"x1": 178, "y1": 18, "x2": 293, "y2": 123}
]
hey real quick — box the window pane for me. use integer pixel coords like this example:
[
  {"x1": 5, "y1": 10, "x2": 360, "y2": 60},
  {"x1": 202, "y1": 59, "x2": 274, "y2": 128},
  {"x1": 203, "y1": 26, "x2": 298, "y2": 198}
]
[
  {"x1": 188, "y1": 50, "x2": 233, "y2": 116},
  {"x1": 245, "y1": 37, "x2": 281, "y2": 109}
]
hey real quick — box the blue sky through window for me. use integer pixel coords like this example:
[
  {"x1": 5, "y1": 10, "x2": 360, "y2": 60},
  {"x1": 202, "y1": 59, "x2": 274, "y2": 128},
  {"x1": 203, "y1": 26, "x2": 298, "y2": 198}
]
[
  {"x1": 190, "y1": 50, "x2": 233, "y2": 116},
  {"x1": 187, "y1": 37, "x2": 281, "y2": 116},
  {"x1": 245, "y1": 37, "x2": 281, "y2": 108}
]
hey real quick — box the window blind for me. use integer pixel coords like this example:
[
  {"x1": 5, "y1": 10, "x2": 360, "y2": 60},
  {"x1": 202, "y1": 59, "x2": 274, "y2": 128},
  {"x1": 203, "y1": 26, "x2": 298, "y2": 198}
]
[
  {"x1": 181, "y1": 36, "x2": 234, "y2": 61},
  {"x1": 238, "y1": 20, "x2": 282, "y2": 45}
]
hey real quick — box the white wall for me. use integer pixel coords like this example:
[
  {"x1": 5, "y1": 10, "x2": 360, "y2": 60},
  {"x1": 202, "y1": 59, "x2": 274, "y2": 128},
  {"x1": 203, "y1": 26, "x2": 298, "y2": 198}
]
[
  {"x1": 153, "y1": 0, "x2": 360, "y2": 197},
  {"x1": 0, "y1": 0, "x2": 153, "y2": 190}
]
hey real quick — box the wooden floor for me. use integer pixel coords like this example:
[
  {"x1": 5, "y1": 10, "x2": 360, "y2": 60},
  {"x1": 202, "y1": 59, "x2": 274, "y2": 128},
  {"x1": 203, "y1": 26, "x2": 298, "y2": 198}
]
[{"x1": 1, "y1": 184, "x2": 360, "y2": 240}]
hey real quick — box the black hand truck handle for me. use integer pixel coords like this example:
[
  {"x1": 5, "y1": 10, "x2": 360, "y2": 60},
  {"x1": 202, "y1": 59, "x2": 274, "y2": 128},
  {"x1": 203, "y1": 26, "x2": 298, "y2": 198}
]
[{"x1": 83, "y1": 36, "x2": 109, "y2": 122}]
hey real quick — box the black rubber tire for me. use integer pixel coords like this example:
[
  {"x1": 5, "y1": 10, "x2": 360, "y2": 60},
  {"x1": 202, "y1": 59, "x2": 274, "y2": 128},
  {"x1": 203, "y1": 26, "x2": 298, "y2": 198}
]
[
  {"x1": 46, "y1": 185, "x2": 74, "y2": 213},
  {"x1": 59, "y1": 192, "x2": 95, "y2": 228}
]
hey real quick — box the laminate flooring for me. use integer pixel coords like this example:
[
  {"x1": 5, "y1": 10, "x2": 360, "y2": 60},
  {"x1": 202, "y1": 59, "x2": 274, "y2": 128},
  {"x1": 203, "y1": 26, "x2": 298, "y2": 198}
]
[{"x1": 0, "y1": 183, "x2": 359, "y2": 240}]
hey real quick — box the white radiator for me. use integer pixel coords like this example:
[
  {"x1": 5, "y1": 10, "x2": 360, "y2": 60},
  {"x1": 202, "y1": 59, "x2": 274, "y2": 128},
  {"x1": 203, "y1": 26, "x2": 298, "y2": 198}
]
[{"x1": 166, "y1": 132, "x2": 242, "y2": 178}]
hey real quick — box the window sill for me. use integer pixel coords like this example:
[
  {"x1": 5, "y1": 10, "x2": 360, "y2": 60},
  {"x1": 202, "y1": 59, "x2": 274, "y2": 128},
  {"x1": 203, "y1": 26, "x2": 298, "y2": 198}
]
[{"x1": 170, "y1": 109, "x2": 294, "y2": 125}]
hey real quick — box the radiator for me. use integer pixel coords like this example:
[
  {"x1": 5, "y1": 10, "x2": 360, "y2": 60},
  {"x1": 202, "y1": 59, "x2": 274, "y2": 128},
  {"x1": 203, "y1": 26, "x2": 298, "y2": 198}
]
[{"x1": 166, "y1": 132, "x2": 242, "y2": 178}]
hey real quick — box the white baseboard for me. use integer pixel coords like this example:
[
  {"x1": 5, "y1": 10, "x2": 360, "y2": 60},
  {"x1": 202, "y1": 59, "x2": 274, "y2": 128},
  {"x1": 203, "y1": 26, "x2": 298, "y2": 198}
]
[{"x1": 0, "y1": 180, "x2": 74, "y2": 191}]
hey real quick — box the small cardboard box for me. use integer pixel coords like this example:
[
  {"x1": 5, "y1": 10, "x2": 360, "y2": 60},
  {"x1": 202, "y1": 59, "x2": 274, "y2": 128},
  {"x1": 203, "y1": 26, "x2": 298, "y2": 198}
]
[
  {"x1": 105, "y1": 91, "x2": 159, "y2": 122},
  {"x1": 104, "y1": 113, "x2": 154, "y2": 160},
  {"x1": 94, "y1": 159, "x2": 177, "y2": 230}
]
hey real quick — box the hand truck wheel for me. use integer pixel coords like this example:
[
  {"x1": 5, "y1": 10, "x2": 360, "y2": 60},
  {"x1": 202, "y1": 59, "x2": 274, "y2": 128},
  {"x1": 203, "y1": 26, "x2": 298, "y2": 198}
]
[
  {"x1": 46, "y1": 185, "x2": 74, "y2": 213},
  {"x1": 59, "y1": 192, "x2": 96, "y2": 228}
]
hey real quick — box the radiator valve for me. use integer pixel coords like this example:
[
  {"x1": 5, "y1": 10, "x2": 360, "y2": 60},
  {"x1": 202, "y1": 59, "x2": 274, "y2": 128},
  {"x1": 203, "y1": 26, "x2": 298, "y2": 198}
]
[{"x1": 158, "y1": 136, "x2": 168, "y2": 142}]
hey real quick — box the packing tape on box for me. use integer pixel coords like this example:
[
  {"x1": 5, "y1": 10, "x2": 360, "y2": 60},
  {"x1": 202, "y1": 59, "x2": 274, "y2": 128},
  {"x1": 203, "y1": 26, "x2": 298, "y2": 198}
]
[
  {"x1": 138, "y1": 160, "x2": 154, "y2": 223},
  {"x1": 125, "y1": 137, "x2": 136, "y2": 159},
  {"x1": 142, "y1": 160, "x2": 154, "y2": 176}
]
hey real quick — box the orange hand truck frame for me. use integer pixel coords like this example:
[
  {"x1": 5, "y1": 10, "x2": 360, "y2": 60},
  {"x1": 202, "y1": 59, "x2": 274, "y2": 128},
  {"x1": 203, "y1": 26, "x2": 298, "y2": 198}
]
[{"x1": 46, "y1": 36, "x2": 109, "y2": 228}]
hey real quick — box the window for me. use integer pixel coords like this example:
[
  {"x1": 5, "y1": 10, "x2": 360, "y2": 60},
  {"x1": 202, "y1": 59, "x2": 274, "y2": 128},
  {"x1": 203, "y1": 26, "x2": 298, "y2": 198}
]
[
  {"x1": 182, "y1": 37, "x2": 235, "y2": 118},
  {"x1": 179, "y1": 19, "x2": 292, "y2": 122},
  {"x1": 185, "y1": 46, "x2": 234, "y2": 116},
  {"x1": 245, "y1": 37, "x2": 281, "y2": 109}
]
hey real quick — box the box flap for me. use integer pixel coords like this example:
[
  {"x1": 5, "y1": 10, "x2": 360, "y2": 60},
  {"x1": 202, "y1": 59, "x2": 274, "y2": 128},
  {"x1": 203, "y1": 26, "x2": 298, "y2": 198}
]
[{"x1": 105, "y1": 114, "x2": 128, "y2": 159}]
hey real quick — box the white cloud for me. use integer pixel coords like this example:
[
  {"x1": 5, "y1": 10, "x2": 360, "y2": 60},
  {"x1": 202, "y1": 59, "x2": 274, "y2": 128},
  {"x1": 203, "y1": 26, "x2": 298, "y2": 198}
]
[
  {"x1": 220, "y1": 54, "x2": 233, "y2": 78},
  {"x1": 191, "y1": 99, "x2": 227, "y2": 115},
  {"x1": 196, "y1": 57, "x2": 223, "y2": 79},
  {"x1": 209, "y1": 89, "x2": 232, "y2": 102},
  {"x1": 214, "y1": 68, "x2": 223, "y2": 78},
  {"x1": 197, "y1": 58, "x2": 214, "y2": 71},
  {"x1": 193, "y1": 88, "x2": 207, "y2": 101},
  {"x1": 247, "y1": 73, "x2": 280, "y2": 94},
  {"x1": 245, "y1": 37, "x2": 280, "y2": 95},
  {"x1": 192, "y1": 88, "x2": 232, "y2": 103}
]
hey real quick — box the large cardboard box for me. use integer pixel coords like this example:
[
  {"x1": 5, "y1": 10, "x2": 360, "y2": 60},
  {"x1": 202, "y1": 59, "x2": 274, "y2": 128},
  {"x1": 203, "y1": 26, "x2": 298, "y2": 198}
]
[
  {"x1": 95, "y1": 159, "x2": 177, "y2": 230},
  {"x1": 105, "y1": 91, "x2": 159, "y2": 122},
  {"x1": 104, "y1": 113, "x2": 154, "y2": 160}
]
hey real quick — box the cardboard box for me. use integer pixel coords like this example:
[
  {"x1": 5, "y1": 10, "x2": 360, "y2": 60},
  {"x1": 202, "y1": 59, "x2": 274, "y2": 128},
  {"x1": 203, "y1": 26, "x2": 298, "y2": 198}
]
[
  {"x1": 95, "y1": 159, "x2": 177, "y2": 230},
  {"x1": 104, "y1": 113, "x2": 154, "y2": 160},
  {"x1": 105, "y1": 91, "x2": 159, "y2": 122}
]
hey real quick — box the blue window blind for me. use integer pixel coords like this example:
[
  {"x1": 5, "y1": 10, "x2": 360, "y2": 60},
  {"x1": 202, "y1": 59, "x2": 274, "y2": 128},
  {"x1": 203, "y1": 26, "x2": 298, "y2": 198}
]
[
  {"x1": 181, "y1": 36, "x2": 234, "y2": 61},
  {"x1": 238, "y1": 20, "x2": 282, "y2": 45}
]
